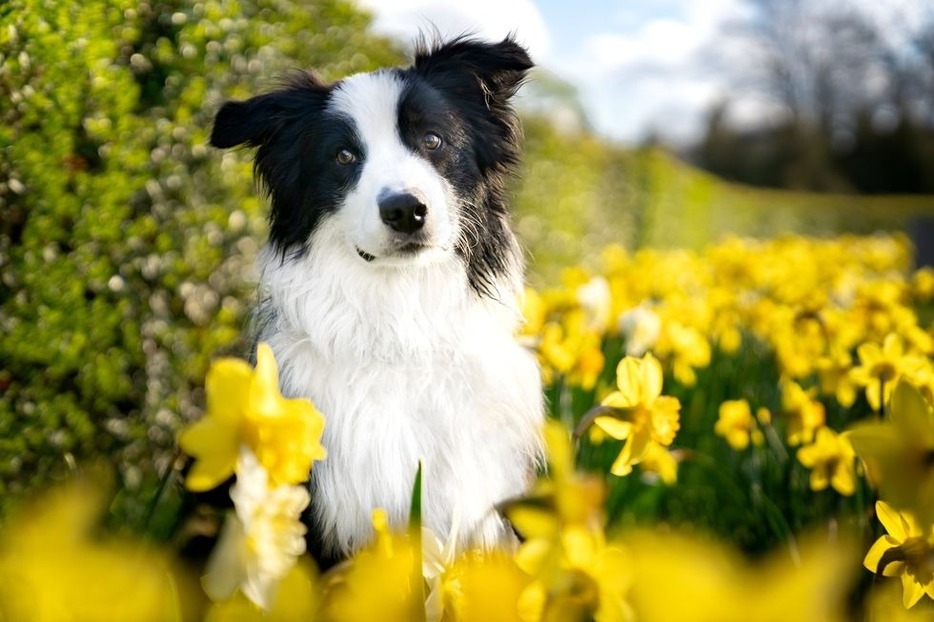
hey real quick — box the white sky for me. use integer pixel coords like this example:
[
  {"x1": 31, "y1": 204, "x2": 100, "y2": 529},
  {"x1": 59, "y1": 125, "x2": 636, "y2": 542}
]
[{"x1": 356, "y1": 0, "x2": 930, "y2": 145}]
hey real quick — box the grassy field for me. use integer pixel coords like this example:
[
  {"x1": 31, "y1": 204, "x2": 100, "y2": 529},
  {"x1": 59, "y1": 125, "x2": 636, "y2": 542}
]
[{"x1": 514, "y1": 133, "x2": 934, "y2": 282}]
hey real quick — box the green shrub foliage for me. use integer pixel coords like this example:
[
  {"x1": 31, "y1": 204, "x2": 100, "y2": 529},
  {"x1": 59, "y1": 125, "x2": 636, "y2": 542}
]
[{"x1": 0, "y1": 0, "x2": 401, "y2": 523}]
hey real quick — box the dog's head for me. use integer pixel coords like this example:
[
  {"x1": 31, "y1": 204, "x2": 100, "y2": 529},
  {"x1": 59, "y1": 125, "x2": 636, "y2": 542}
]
[{"x1": 211, "y1": 37, "x2": 532, "y2": 294}]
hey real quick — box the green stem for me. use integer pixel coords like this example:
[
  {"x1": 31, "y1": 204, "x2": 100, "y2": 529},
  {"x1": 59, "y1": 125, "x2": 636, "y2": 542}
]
[{"x1": 141, "y1": 447, "x2": 181, "y2": 534}]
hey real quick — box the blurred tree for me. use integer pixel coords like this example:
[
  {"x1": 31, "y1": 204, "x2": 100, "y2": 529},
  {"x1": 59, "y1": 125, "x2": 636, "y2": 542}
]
[
  {"x1": 0, "y1": 0, "x2": 401, "y2": 528},
  {"x1": 692, "y1": 0, "x2": 934, "y2": 194}
]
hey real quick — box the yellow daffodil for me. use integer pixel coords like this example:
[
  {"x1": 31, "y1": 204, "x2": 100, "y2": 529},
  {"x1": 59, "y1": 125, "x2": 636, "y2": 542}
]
[
  {"x1": 796, "y1": 427, "x2": 856, "y2": 496},
  {"x1": 815, "y1": 346, "x2": 858, "y2": 408},
  {"x1": 714, "y1": 399, "x2": 763, "y2": 451},
  {"x1": 850, "y1": 334, "x2": 926, "y2": 412},
  {"x1": 434, "y1": 550, "x2": 531, "y2": 622},
  {"x1": 322, "y1": 509, "x2": 424, "y2": 622},
  {"x1": 658, "y1": 321, "x2": 711, "y2": 387},
  {"x1": 504, "y1": 420, "x2": 605, "y2": 541},
  {"x1": 913, "y1": 267, "x2": 934, "y2": 302},
  {"x1": 594, "y1": 353, "x2": 681, "y2": 477},
  {"x1": 203, "y1": 559, "x2": 320, "y2": 621},
  {"x1": 780, "y1": 378, "x2": 826, "y2": 446},
  {"x1": 0, "y1": 479, "x2": 185, "y2": 621},
  {"x1": 517, "y1": 526, "x2": 634, "y2": 622},
  {"x1": 865, "y1": 581, "x2": 934, "y2": 622},
  {"x1": 178, "y1": 342, "x2": 327, "y2": 491},
  {"x1": 505, "y1": 422, "x2": 631, "y2": 621},
  {"x1": 203, "y1": 449, "x2": 311, "y2": 610},
  {"x1": 520, "y1": 286, "x2": 547, "y2": 340},
  {"x1": 626, "y1": 530, "x2": 854, "y2": 622},
  {"x1": 863, "y1": 501, "x2": 934, "y2": 609},
  {"x1": 848, "y1": 380, "x2": 934, "y2": 523}
]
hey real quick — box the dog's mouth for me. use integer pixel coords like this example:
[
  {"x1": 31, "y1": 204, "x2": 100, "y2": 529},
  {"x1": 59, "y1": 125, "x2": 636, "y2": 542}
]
[
  {"x1": 356, "y1": 243, "x2": 436, "y2": 263},
  {"x1": 356, "y1": 248, "x2": 376, "y2": 262}
]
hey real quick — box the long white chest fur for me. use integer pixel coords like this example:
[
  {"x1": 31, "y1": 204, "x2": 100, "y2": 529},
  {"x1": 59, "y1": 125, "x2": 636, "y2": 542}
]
[{"x1": 255, "y1": 226, "x2": 543, "y2": 557}]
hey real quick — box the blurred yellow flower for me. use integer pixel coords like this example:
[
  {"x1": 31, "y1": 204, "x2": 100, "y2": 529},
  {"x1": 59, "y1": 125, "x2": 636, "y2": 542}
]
[
  {"x1": 204, "y1": 558, "x2": 320, "y2": 622},
  {"x1": 520, "y1": 286, "x2": 547, "y2": 339},
  {"x1": 659, "y1": 321, "x2": 711, "y2": 387},
  {"x1": 848, "y1": 380, "x2": 934, "y2": 523},
  {"x1": 595, "y1": 353, "x2": 681, "y2": 477},
  {"x1": 0, "y1": 479, "x2": 185, "y2": 622},
  {"x1": 626, "y1": 530, "x2": 854, "y2": 622},
  {"x1": 322, "y1": 509, "x2": 423, "y2": 622},
  {"x1": 178, "y1": 342, "x2": 327, "y2": 491},
  {"x1": 913, "y1": 267, "x2": 934, "y2": 302},
  {"x1": 863, "y1": 501, "x2": 934, "y2": 609},
  {"x1": 780, "y1": 378, "x2": 826, "y2": 446},
  {"x1": 867, "y1": 582, "x2": 934, "y2": 622},
  {"x1": 203, "y1": 449, "x2": 311, "y2": 610},
  {"x1": 796, "y1": 427, "x2": 856, "y2": 496},
  {"x1": 505, "y1": 422, "x2": 631, "y2": 621},
  {"x1": 445, "y1": 551, "x2": 531, "y2": 622},
  {"x1": 714, "y1": 399, "x2": 763, "y2": 451},
  {"x1": 815, "y1": 347, "x2": 858, "y2": 408},
  {"x1": 517, "y1": 526, "x2": 634, "y2": 622},
  {"x1": 504, "y1": 420, "x2": 605, "y2": 541}
]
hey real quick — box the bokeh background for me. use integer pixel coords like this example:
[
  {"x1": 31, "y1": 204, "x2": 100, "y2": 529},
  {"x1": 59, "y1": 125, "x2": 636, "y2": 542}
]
[{"x1": 1, "y1": 0, "x2": 933, "y2": 545}]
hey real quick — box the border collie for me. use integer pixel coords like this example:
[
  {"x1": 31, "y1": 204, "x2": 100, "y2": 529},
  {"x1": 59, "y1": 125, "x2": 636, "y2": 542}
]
[{"x1": 209, "y1": 36, "x2": 543, "y2": 566}]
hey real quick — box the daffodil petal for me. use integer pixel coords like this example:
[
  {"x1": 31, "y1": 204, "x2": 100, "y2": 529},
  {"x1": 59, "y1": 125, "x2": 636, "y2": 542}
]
[
  {"x1": 251, "y1": 343, "x2": 284, "y2": 416},
  {"x1": 185, "y1": 452, "x2": 238, "y2": 492},
  {"x1": 626, "y1": 428, "x2": 652, "y2": 465},
  {"x1": 613, "y1": 357, "x2": 644, "y2": 407},
  {"x1": 516, "y1": 538, "x2": 552, "y2": 576},
  {"x1": 890, "y1": 380, "x2": 934, "y2": 446},
  {"x1": 205, "y1": 359, "x2": 253, "y2": 420},
  {"x1": 641, "y1": 353, "x2": 664, "y2": 402},
  {"x1": 506, "y1": 505, "x2": 559, "y2": 541},
  {"x1": 847, "y1": 423, "x2": 900, "y2": 462},
  {"x1": 856, "y1": 342, "x2": 882, "y2": 367},
  {"x1": 594, "y1": 416, "x2": 633, "y2": 440},
  {"x1": 875, "y1": 501, "x2": 909, "y2": 542},
  {"x1": 202, "y1": 513, "x2": 248, "y2": 602},
  {"x1": 863, "y1": 536, "x2": 902, "y2": 577},
  {"x1": 544, "y1": 420, "x2": 574, "y2": 478},
  {"x1": 902, "y1": 571, "x2": 926, "y2": 609},
  {"x1": 609, "y1": 452, "x2": 634, "y2": 477},
  {"x1": 831, "y1": 465, "x2": 856, "y2": 496}
]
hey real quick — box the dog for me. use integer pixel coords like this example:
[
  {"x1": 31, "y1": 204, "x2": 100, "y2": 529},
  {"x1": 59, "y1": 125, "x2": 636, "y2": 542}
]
[{"x1": 209, "y1": 36, "x2": 543, "y2": 567}]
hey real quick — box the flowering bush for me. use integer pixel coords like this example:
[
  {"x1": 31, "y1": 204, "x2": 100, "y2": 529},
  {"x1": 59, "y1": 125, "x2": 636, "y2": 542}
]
[{"x1": 1, "y1": 233, "x2": 933, "y2": 620}]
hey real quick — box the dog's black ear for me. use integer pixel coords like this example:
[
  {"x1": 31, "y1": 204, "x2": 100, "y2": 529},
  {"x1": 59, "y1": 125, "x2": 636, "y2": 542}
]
[
  {"x1": 413, "y1": 35, "x2": 533, "y2": 107},
  {"x1": 210, "y1": 72, "x2": 329, "y2": 149}
]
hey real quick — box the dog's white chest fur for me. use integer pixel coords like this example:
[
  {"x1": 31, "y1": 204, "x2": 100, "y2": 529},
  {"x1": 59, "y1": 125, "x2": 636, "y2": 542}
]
[{"x1": 256, "y1": 230, "x2": 543, "y2": 556}]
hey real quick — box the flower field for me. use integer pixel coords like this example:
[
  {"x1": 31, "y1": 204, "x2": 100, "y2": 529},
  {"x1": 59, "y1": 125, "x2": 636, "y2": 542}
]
[{"x1": 2, "y1": 232, "x2": 933, "y2": 621}]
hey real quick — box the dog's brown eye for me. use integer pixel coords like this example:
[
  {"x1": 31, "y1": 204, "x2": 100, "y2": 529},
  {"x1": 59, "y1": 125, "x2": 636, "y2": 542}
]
[
  {"x1": 423, "y1": 133, "x2": 442, "y2": 151},
  {"x1": 336, "y1": 149, "x2": 357, "y2": 165}
]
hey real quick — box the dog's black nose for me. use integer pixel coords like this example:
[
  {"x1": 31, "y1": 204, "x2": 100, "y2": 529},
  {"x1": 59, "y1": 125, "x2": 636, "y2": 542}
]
[{"x1": 378, "y1": 192, "x2": 427, "y2": 235}]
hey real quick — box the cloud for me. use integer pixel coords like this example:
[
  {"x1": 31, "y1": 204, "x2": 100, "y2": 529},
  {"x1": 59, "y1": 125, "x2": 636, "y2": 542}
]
[
  {"x1": 551, "y1": 1, "x2": 749, "y2": 143},
  {"x1": 356, "y1": 0, "x2": 551, "y2": 60}
]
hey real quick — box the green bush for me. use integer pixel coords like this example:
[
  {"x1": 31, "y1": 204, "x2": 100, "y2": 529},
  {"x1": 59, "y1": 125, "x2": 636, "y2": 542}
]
[{"x1": 0, "y1": 0, "x2": 401, "y2": 527}]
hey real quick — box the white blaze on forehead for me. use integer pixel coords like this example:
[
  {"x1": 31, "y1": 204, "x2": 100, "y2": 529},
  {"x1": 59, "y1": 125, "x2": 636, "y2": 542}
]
[
  {"x1": 327, "y1": 70, "x2": 456, "y2": 259},
  {"x1": 329, "y1": 70, "x2": 405, "y2": 157}
]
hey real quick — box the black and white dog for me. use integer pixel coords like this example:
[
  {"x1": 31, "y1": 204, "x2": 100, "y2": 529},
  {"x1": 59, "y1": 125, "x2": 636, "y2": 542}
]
[{"x1": 210, "y1": 36, "x2": 543, "y2": 565}]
